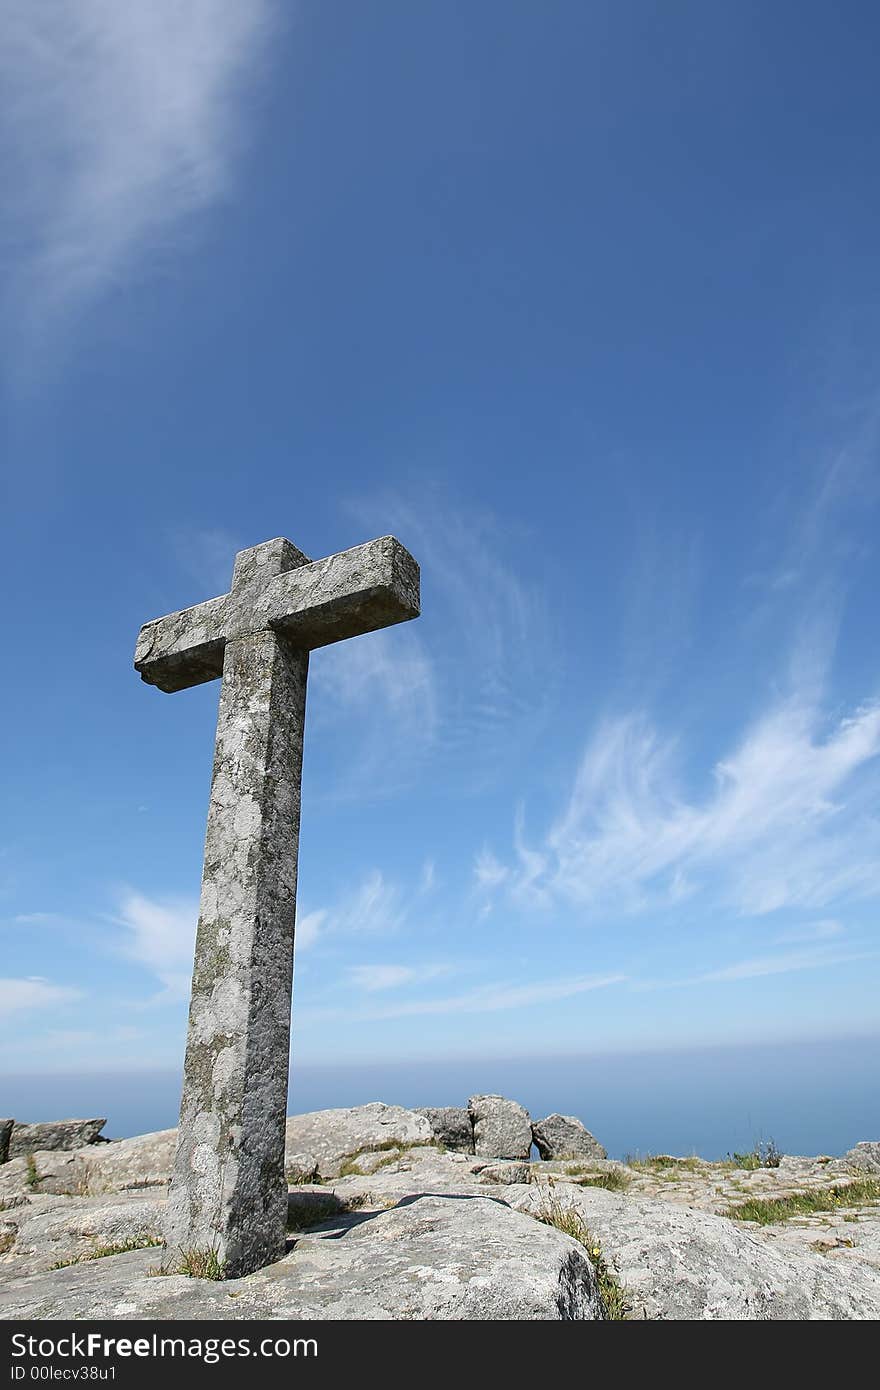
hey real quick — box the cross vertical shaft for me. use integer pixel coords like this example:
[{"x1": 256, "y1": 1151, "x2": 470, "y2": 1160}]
[
  {"x1": 134, "y1": 532, "x2": 420, "y2": 1277},
  {"x1": 164, "y1": 630, "x2": 307, "y2": 1274}
]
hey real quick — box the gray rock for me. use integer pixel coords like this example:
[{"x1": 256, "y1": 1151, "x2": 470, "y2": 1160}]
[
  {"x1": 9, "y1": 1119, "x2": 106, "y2": 1158},
  {"x1": 415, "y1": 1106, "x2": 474, "y2": 1153},
  {"x1": 0, "y1": 1120, "x2": 12, "y2": 1165},
  {"x1": 0, "y1": 1195, "x2": 603, "y2": 1321},
  {"x1": 135, "y1": 534, "x2": 420, "y2": 1278},
  {"x1": 844, "y1": 1141, "x2": 880, "y2": 1174},
  {"x1": 12, "y1": 1196, "x2": 164, "y2": 1268},
  {"x1": 285, "y1": 1103, "x2": 433, "y2": 1179},
  {"x1": 532, "y1": 1113, "x2": 607, "y2": 1161},
  {"x1": 0, "y1": 1132, "x2": 177, "y2": 1200},
  {"x1": 468, "y1": 1095, "x2": 532, "y2": 1159},
  {"x1": 473, "y1": 1161, "x2": 531, "y2": 1185},
  {"x1": 285, "y1": 1152, "x2": 319, "y2": 1184},
  {"x1": 509, "y1": 1184, "x2": 880, "y2": 1320}
]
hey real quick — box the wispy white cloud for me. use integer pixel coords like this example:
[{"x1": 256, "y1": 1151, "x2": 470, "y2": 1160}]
[
  {"x1": 310, "y1": 628, "x2": 438, "y2": 795},
  {"x1": 696, "y1": 945, "x2": 878, "y2": 984},
  {"x1": 637, "y1": 943, "x2": 879, "y2": 990},
  {"x1": 346, "y1": 962, "x2": 453, "y2": 993},
  {"x1": 299, "y1": 870, "x2": 407, "y2": 954},
  {"x1": 295, "y1": 909, "x2": 326, "y2": 952},
  {"x1": 114, "y1": 891, "x2": 197, "y2": 1001},
  {"x1": 2, "y1": 1, "x2": 276, "y2": 358},
  {"x1": 349, "y1": 491, "x2": 558, "y2": 780},
  {"x1": 305, "y1": 971, "x2": 624, "y2": 1023},
  {"x1": 473, "y1": 847, "x2": 508, "y2": 891},
  {"x1": 360, "y1": 972, "x2": 624, "y2": 1020},
  {"x1": 487, "y1": 688, "x2": 880, "y2": 919},
  {"x1": 9, "y1": 912, "x2": 69, "y2": 927},
  {"x1": 0, "y1": 977, "x2": 82, "y2": 1018}
]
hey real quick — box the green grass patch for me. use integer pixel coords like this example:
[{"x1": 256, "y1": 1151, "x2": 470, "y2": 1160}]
[
  {"x1": 625, "y1": 1153, "x2": 702, "y2": 1175},
  {"x1": 150, "y1": 1246, "x2": 227, "y2": 1280},
  {"x1": 50, "y1": 1236, "x2": 163, "y2": 1269},
  {"x1": 24, "y1": 1155, "x2": 40, "y2": 1190},
  {"x1": 285, "y1": 1168, "x2": 318, "y2": 1186},
  {"x1": 729, "y1": 1140, "x2": 782, "y2": 1171},
  {"x1": 533, "y1": 1195, "x2": 630, "y2": 1320},
  {"x1": 335, "y1": 1157, "x2": 367, "y2": 1178},
  {"x1": 569, "y1": 1169, "x2": 631, "y2": 1192},
  {"x1": 729, "y1": 1178, "x2": 880, "y2": 1225}
]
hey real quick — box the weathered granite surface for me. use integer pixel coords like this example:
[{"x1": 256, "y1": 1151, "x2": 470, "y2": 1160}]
[
  {"x1": 508, "y1": 1183, "x2": 880, "y2": 1320},
  {"x1": 2, "y1": 1114, "x2": 880, "y2": 1320},
  {"x1": 845, "y1": 1141, "x2": 880, "y2": 1174},
  {"x1": 134, "y1": 536, "x2": 420, "y2": 1277},
  {"x1": 473, "y1": 1161, "x2": 531, "y2": 1185},
  {"x1": 8, "y1": 1119, "x2": 106, "y2": 1158},
  {"x1": 416, "y1": 1106, "x2": 474, "y2": 1153},
  {"x1": 285, "y1": 1103, "x2": 434, "y2": 1179},
  {"x1": 469, "y1": 1095, "x2": 532, "y2": 1159},
  {"x1": 532, "y1": 1113, "x2": 607, "y2": 1161},
  {"x1": 0, "y1": 1196, "x2": 602, "y2": 1321}
]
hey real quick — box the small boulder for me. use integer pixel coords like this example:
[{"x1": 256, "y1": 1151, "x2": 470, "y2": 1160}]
[
  {"x1": 285, "y1": 1103, "x2": 434, "y2": 1180},
  {"x1": 0, "y1": 1120, "x2": 12, "y2": 1165},
  {"x1": 474, "y1": 1161, "x2": 531, "y2": 1185},
  {"x1": 9, "y1": 1119, "x2": 106, "y2": 1158},
  {"x1": 468, "y1": 1095, "x2": 532, "y2": 1159},
  {"x1": 532, "y1": 1113, "x2": 607, "y2": 1162},
  {"x1": 285, "y1": 1152, "x2": 318, "y2": 1185},
  {"x1": 78, "y1": 1129, "x2": 176, "y2": 1191},
  {"x1": 844, "y1": 1141, "x2": 880, "y2": 1174},
  {"x1": 415, "y1": 1106, "x2": 474, "y2": 1153}
]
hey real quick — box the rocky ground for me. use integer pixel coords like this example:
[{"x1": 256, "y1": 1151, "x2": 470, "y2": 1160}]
[{"x1": 1, "y1": 1101, "x2": 878, "y2": 1320}]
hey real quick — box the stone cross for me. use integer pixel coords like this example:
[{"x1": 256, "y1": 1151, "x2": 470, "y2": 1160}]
[{"x1": 134, "y1": 535, "x2": 419, "y2": 1276}]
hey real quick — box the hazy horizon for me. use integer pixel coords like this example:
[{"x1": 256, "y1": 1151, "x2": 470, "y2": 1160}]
[{"x1": 3, "y1": 1032, "x2": 877, "y2": 1162}]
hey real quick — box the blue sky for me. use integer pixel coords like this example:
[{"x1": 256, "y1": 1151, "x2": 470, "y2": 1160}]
[{"x1": 2, "y1": 1, "x2": 880, "y2": 1084}]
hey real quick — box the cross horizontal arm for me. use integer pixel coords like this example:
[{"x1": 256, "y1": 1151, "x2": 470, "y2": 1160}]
[
  {"x1": 134, "y1": 593, "x2": 227, "y2": 693},
  {"x1": 262, "y1": 535, "x2": 420, "y2": 648},
  {"x1": 134, "y1": 535, "x2": 419, "y2": 694}
]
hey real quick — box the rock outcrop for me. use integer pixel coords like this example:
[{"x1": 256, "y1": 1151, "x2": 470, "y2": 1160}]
[
  {"x1": 845, "y1": 1141, "x2": 880, "y2": 1174},
  {"x1": 0, "y1": 1121, "x2": 11, "y2": 1166},
  {"x1": 285, "y1": 1102, "x2": 434, "y2": 1179},
  {"x1": 0, "y1": 1194, "x2": 603, "y2": 1321},
  {"x1": 469, "y1": 1095, "x2": 532, "y2": 1159},
  {"x1": 532, "y1": 1113, "x2": 607, "y2": 1161},
  {"x1": 508, "y1": 1183, "x2": 880, "y2": 1320},
  {"x1": 8, "y1": 1119, "x2": 106, "y2": 1158},
  {"x1": 3, "y1": 1102, "x2": 878, "y2": 1321},
  {"x1": 415, "y1": 1106, "x2": 474, "y2": 1153}
]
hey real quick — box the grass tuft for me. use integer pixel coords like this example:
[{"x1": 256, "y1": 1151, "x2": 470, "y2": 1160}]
[
  {"x1": 150, "y1": 1245, "x2": 227, "y2": 1280},
  {"x1": 729, "y1": 1140, "x2": 782, "y2": 1171},
  {"x1": 568, "y1": 1169, "x2": 631, "y2": 1192},
  {"x1": 24, "y1": 1155, "x2": 40, "y2": 1190},
  {"x1": 335, "y1": 1158, "x2": 366, "y2": 1178},
  {"x1": 0, "y1": 1232, "x2": 15, "y2": 1255},
  {"x1": 729, "y1": 1177, "x2": 880, "y2": 1225},
  {"x1": 625, "y1": 1153, "x2": 702, "y2": 1175},
  {"x1": 533, "y1": 1194, "x2": 630, "y2": 1320},
  {"x1": 50, "y1": 1236, "x2": 162, "y2": 1269}
]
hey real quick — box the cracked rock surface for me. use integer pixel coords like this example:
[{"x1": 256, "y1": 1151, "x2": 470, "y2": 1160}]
[{"x1": 3, "y1": 1108, "x2": 879, "y2": 1320}]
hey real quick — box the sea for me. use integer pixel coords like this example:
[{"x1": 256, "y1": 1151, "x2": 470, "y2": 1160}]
[{"x1": 2, "y1": 1034, "x2": 878, "y2": 1161}]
